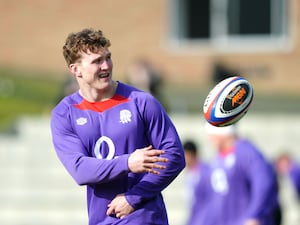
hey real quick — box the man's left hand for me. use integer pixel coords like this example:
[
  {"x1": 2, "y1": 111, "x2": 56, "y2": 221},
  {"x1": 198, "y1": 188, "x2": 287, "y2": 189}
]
[{"x1": 106, "y1": 194, "x2": 135, "y2": 219}]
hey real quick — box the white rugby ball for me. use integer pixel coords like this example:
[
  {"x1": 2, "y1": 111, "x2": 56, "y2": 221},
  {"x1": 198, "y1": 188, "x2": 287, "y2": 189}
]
[{"x1": 203, "y1": 76, "x2": 254, "y2": 127}]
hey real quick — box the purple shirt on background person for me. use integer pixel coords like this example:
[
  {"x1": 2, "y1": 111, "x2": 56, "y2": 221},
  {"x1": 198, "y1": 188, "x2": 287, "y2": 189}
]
[
  {"x1": 187, "y1": 139, "x2": 281, "y2": 225},
  {"x1": 51, "y1": 82, "x2": 185, "y2": 225},
  {"x1": 289, "y1": 163, "x2": 300, "y2": 200}
]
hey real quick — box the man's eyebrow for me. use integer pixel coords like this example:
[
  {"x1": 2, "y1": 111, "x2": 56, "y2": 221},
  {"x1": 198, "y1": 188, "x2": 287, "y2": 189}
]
[
  {"x1": 91, "y1": 56, "x2": 103, "y2": 63},
  {"x1": 91, "y1": 52, "x2": 111, "y2": 63}
]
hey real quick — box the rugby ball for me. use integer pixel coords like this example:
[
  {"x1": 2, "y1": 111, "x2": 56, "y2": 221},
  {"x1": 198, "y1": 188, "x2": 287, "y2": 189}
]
[{"x1": 203, "y1": 76, "x2": 253, "y2": 127}]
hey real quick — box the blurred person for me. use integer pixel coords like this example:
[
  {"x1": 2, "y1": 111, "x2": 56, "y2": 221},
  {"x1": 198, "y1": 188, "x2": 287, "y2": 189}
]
[
  {"x1": 212, "y1": 60, "x2": 239, "y2": 84},
  {"x1": 50, "y1": 28, "x2": 185, "y2": 225},
  {"x1": 61, "y1": 74, "x2": 79, "y2": 96},
  {"x1": 275, "y1": 152, "x2": 300, "y2": 199},
  {"x1": 125, "y1": 57, "x2": 169, "y2": 111},
  {"x1": 274, "y1": 152, "x2": 300, "y2": 225},
  {"x1": 55, "y1": 73, "x2": 79, "y2": 103},
  {"x1": 183, "y1": 140, "x2": 210, "y2": 224},
  {"x1": 183, "y1": 140, "x2": 205, "y2": 202},
  {"x1": 183, "y1": 140, "x2": 201, "y2": 192},
  {"x1": 187, "y1": 123, "x2": 282, "y2": 225}
]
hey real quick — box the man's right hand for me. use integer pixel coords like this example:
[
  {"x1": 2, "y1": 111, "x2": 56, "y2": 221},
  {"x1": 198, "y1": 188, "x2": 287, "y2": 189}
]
[{"x1": 128, "y1": 145, "x2": 168, "y2": 174}]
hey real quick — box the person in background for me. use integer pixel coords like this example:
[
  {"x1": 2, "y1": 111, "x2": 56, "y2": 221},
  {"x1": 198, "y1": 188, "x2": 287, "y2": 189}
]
[
  {"x1": 211, "y1": 60, "x2": 239, "y2": 84},
  {"x1": 55, "y1": 73, "x2": 79, "y2": 103},
  {"x1": 50, "y1": 28, "x2": 185, "y2": 225},
  {"x1": 183, "y1": 140, "x2": 210, "y2": 225},
  {"x1": 274, "y1": 152, "x2": 300, "y2": 225},
  {"x1": 187, "y1": 123, "x2": 282, "y2": 225},
  {"x1": 275, "y1": 152, "x2": 300, "y2": 200},
  {"x1": 183, "y1": 140, "x2": 202, "y2": 192},
  {"x1": 125, "y1": 57, "x2": 169, "y2": 111}
]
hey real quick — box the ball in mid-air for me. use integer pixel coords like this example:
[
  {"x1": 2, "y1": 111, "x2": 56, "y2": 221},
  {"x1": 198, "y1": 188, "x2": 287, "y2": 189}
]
[{"x1": 203, "y1": 76, "x2": 254, "y2": 127}]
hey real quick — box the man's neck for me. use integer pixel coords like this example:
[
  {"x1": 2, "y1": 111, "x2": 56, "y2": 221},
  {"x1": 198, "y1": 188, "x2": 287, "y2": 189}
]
[{"x1": 79, "y1": 81, "x2": 118, "y2": 102}]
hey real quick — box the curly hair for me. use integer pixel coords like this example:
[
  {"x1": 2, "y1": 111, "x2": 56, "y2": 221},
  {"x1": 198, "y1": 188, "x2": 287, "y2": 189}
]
[{"x1": 63, "y1": 28, "x2": 111, "y2": 66}]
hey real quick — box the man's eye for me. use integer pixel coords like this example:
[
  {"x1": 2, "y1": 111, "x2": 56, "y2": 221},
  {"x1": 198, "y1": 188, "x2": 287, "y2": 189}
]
[{"x1": 94, "y1": 59, "x2": 102, "y2": 64}]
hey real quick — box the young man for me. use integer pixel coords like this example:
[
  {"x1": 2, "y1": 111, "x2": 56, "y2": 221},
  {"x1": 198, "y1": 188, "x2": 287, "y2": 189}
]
[
  {"x1": 187, "y1": 123, "x2": 281, "y2": 225},
  {"x1": 183, "y1": 140, "x2": 201, "y2": 190},
  {"x1": 183, "y1": 140, "x2": 210, "y2": 224},
  {"x1": 275, "y1": 152, "x2": 300, "y2": 200},
  {"x1": 50, "y1": 28, "x2": 185, "y2": 225}
]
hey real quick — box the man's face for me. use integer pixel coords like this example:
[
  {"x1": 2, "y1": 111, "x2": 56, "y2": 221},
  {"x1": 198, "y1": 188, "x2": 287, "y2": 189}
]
[
  {"x1": 208, "y1": 134, "x2": 227, "y2": 150},
  {"x1": 184, "y1": 151, "x2": 197, "y2": 170},
  {"x1": 70, "y1": 48, "x2": 113, "y2": 89}
]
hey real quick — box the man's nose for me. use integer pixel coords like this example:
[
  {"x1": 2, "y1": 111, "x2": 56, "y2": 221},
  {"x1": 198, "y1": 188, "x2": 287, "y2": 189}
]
[{"x1": 100, "y1": 60, "x2": 111, "y2": 70}]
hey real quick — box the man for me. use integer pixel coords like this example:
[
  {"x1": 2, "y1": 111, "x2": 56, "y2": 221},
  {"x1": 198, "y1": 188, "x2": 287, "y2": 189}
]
[
  {"x1": 183, "y1": 140, "x2": 203, "y2": 196},
  {"x1": 274, "y1": 152, "x2": 300, "y2": 225},
  {"x1": 183, "y1": 140, "x2": 210, "y2": 225},
  {"x1": 50, "y1": 28, "x2": 185, "y2": 225},
  {"x1": 275, "y1": 152, "x2": 300, "y2": 199},
  {"x1": 187, "y1": 123, "x2": 281, "y2": 225}
]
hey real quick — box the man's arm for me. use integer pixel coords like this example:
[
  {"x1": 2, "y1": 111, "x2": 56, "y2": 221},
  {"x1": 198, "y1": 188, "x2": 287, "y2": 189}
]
[
  {"x1": 123, "y1": 96, "x2": 186, "y2": 209},
  {"x1": 51, "y1": 110, "x2": 168, "y2": 185},
  {"x1": 106, "y1": 145, "x2": 169, "y2": 218},
  {"x1": 242, "y1": 141, "x2": 278, "y2": 222}
]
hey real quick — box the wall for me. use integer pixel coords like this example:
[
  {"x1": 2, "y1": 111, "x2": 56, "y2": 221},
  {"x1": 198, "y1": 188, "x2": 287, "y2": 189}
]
[{"x1": 0, "y1": 0, "x2": 299, "y2": 94}]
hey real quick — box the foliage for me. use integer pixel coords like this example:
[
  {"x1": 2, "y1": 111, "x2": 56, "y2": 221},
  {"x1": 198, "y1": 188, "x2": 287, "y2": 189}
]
[{"x1": 0, "y1": 67, "x2": 63, "y2": 133}]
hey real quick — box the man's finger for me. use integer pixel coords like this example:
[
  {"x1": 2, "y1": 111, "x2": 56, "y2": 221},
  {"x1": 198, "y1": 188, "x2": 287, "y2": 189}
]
[
  {"x1": 147, "y1": 169, "x2": 160, "y2": 174},
  {"x1": 146, "y1": 150, "x2": 165, "y2": 156},
  {"x1": 145, "y1": 156, "x2": 168, "y2": 163},
  {"x1": 144, "y1": 162, "x2": 167, "y2": 170},
  {"x1": 106, "y1": 205, "x2": 114, "y2": 216}
]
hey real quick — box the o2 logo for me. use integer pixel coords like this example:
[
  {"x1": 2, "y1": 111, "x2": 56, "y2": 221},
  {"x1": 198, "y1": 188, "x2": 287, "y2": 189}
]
[
  {"x1": 210, "y1": 168, "x2": 229, "y2": 194},
  {"x1": 94, "y1": 136, "x2": 115, "y2": 160}
]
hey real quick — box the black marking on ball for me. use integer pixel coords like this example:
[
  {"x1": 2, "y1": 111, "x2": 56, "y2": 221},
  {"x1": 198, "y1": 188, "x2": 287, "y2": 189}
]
[{"x1": 221, "y1": 84, "x2": 249, "y2": 112}]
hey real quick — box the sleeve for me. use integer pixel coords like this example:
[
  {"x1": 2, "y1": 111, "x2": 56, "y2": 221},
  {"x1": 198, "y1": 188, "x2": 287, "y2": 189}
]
[
  {"x1": 125, "y1": 95, "x2": 186, "y2": 208},
  {"x1": 241, "y1": 141, "x2": 279, "y2": 220},
  {"x1": 50, "y1": 107, "x2": 129, "y2": 186},
  {"x1": 289, "y1": 164, "x2": 300, "y2": 199}
]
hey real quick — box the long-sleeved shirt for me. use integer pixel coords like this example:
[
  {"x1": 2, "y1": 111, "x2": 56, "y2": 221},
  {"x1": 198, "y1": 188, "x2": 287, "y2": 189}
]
[
  {"x1": 51, "y1": 82, "x2": 185, "y2": 225},
  {"x1": 187, "y1": 139, "x2": 281, "y2": 225},
  {"x1": 289, "y1": 163, "x2": 300, "y2": 200}
]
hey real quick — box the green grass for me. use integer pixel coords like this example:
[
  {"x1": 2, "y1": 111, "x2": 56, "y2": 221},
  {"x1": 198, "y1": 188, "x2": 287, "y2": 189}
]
[
  {"x1": 0, "y1": 66, "x2": 63, "y2": 133},
  {"x1": 1, "y1": 66, "x2": 299, "y2": 133},
  {"x1": 163, "y1": 84, "x2": 300, "y2": 114}
]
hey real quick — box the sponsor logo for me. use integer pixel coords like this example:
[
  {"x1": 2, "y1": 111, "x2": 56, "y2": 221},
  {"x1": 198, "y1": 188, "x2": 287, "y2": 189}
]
[
  {"x1": 211, "y1": 168, "x2": 229, "y2": 194},
  {"x1": 94, "y1": 136, "x2": 115, "y2": 160},
  {"x1": 230, "y1": 86, "x2": 247, "y2": 107},
  {"x1": 119, "y1": 109, "x2": 132, "y2": 124},
  {"x1": 76, "y1": 117, "x2": 87, "y2": 125},
  {"x1": 223, "y1": 85, "x2": 248, "y2": 112},
  {"x1": 227, "y1": 86, "x2": 247, "y2": 107}
]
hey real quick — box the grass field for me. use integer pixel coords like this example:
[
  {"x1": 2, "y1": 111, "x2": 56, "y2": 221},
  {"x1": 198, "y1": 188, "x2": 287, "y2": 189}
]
[
  {"x1": 163, "y1": 85, "x2": 300, "y2": 115},
  {"x1": 0, "y1": 66, "x2": 62, "y2": 133},
  {"x1": 0, "y1": 66, "x2": 299, "y2": 133}
]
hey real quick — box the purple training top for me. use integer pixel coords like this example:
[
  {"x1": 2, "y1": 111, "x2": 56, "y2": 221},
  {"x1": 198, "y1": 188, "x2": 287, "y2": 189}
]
[
  {"x1": 51, "y1": 82, "x2": 185, "y2": 225},
  {"x1": 187, "y1": 139, "x2": 281, "y2": 225},
  {"x1": 289, "y1": 163, "x2": 300, "y2": 199}
]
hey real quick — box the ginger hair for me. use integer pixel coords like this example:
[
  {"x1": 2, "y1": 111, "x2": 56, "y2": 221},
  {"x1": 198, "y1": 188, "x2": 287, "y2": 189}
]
[{"x1": 62, "y1": 28, "x2": 111, "y2": 66}]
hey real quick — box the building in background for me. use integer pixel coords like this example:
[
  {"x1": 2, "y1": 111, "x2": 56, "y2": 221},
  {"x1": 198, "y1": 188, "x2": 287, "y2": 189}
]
[
  {"x1": 0, "y1": 0, "x2": 298, "y2": 99},
  {"x1": 0, "y1": 2, "x2": 299, "y2": 224}
]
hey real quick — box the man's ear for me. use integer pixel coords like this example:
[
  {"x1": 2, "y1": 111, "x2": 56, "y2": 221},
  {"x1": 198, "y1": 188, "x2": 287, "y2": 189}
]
[{"x1": 69, "y1": 63, "x2": 82, "y2": 77}]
